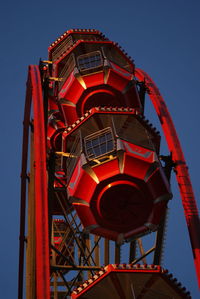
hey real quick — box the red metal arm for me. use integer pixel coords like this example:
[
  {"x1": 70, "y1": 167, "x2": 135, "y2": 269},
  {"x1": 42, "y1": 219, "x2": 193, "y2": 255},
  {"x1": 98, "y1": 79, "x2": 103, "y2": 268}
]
[
  {"x1": 18, "y1": 65, "x2": 50, "y2": 299},
  {"x1": 135, "y1": 68, "x2": 200, "y2": 288}
]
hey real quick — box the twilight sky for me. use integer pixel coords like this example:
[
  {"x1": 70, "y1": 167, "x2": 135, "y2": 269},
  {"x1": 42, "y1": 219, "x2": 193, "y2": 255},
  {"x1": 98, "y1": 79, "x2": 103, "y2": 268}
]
[{"x1": 0, "y1": 1, "x2": 199, "y2": 298}]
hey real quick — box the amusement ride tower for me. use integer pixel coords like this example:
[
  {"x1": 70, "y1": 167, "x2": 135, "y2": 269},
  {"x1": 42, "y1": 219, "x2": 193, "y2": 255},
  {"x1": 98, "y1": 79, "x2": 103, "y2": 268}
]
[{"x1": 18, "y1": 29, "x2": 200, "y2": 298}]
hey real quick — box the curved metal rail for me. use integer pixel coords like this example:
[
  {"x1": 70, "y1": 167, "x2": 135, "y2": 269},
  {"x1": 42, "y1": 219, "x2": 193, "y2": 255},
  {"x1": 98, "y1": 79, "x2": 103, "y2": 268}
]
[
  {"x1": 18, "y1": 65, "x2": 50, "y2": 299},
  {"x1": 135, "y1": 68, "x2": 200, "y2": 287}
]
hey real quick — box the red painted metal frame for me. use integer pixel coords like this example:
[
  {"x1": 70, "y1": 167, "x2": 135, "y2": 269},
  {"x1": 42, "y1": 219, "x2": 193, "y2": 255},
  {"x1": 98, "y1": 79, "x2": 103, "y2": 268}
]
[
  {"x1": 18, "y1": 65, "x2": 50, "y2": 299},
  {"x1": 18, "y1": 73, "x2": 32, "y2": 299},
  {"x1": 135, "y1": 68, "x2": 200, "y2": 287}
]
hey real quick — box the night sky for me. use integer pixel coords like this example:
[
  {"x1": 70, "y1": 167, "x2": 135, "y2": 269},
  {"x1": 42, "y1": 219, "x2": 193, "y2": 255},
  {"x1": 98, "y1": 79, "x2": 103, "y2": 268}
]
[{"x1": 0, "y1": 1, "x2": 200, "y2": 298}]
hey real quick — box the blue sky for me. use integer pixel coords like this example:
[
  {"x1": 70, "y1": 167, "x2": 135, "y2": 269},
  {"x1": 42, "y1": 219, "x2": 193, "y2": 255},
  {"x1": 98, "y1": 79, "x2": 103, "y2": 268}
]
[{"x1": 0, "y1": 1, "x2": 200, "y2": 298}]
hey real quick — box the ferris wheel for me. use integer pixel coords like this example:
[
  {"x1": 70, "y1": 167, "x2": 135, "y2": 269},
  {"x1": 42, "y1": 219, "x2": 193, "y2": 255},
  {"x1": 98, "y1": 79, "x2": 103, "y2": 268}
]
[{"x1": 18, "y1": 29, "x2": 200, "y2": 299}]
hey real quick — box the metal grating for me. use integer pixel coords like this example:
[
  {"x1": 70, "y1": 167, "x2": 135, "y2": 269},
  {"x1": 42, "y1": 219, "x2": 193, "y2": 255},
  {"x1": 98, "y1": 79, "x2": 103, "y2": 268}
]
[
  {"x1": 84, "y1": 127, "x2": 115, "y2": 160},
  {"x1": 58, "y1": 54, "x2": 76, "y2": 90},
  {"x1": 77, "y1": 51, "x2": 103, "y2": 73},
  {"x1": 52, "y1": 35, "x2": 74, "y2": 61}
]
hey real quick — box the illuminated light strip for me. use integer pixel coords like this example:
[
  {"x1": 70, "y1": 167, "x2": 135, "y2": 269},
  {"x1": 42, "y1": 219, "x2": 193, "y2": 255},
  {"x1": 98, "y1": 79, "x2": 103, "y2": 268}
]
[
  {"x1": 81, "y1": 164, "x2": 99, "y2": 184},
  {"x1": 20, "y1": 65, "x2": 50, "y2": 299},
  {"x1": 70, "y1": 197, "x2": 89, "y2": 206},
  {"x1": 55, "y1": 151, "x2": 76, "y2": 158},
  {"x1": 64, "y1": 107, "x2": 136, "y2": 134},
  {"x1": 71, "y1": 264, "x2": 191, "y2": 298},
  {"x1": 104, "y1": 67, "x2": 110, "y2": 84},
  {"x1": 42, "y1": 60, "x2": 52, "y2": 64},
  {"x1": 49, "y1": 77, "x2": 63, "y2": 81},
  {"x1": 72, "y1": 202, "x2": 90, "y2": 207},
  {"x1": 58, "y1": 98, "x2": 76, "y2": 107},
  {"x1": 75, "y1": 74, "x2": 87, "y2": 89}
]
